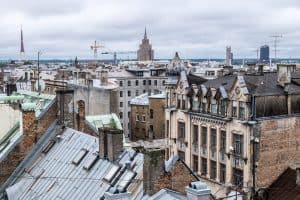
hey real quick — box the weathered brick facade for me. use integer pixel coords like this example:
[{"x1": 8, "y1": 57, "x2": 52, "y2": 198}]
[
  {"x1": 256, "y1": 117, "x2": 300, "y2": 188},
  {"x1": 0, "y1": 100, "x2": 57, "y2": 186},
  {"x1": 143, "y1": 149, "x2": 198, "y2": 196}
]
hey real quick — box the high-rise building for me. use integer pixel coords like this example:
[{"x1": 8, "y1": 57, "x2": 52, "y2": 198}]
[
  {"x1": 137, "y1": 28, "x2": 154, "y2": 61},
  {"x1": 225, "y1": 46, "x2": 233, "y2": 65},
  {"x1": 20, "y1": 26, "x2": 25, "y2": 61},
  {"x1": 260, "y1": 45, "x2": 270, "y2": 63}
]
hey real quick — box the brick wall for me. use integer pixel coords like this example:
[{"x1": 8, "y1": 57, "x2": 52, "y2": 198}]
[
  {"x1": 130, "y1": 105, "x2": 149, "y2": 141},
  {"x1": 143, "y1": 149, "x2": 198, "y2": 195},
  {"x1": 149, "y1": 98, "x2": 165, "y2": 139},
  {"x1": 256, "y1": 117, "x2": 300, "y2": 187},
  {"x1": 0, "y1": 100, "x2": 57, "y2": 185}
]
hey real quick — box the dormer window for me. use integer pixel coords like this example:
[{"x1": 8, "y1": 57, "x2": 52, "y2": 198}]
[
  {"x1": 232, "y1": 101, "x2": 238, "y2": 118},
  {"x1": 220, "y1": 100, "x2": 227, "y2": 116},
  {"x1": 239, "y1": 102, "x2": 245, "y2": 120},
  {"x1": 211, "y1": 100, "x2": 217, "y2": 114},
  {"x1": 202, "y1": 98, "x2": 207, "y2": 113}
]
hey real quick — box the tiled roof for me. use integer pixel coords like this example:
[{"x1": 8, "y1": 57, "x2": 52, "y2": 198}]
[{"x1": 5, "y1": 128, "x2": 143, "y2": 200}]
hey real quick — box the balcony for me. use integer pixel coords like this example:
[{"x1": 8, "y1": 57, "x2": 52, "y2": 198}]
[
  {"x1": 200, "y1": 146, "x2": 207, "y2": 157},
  {"x1": 219, "y1": 151, "x2": 226, "y2": 163},
  {"x1": 192, "y1": 143, "x2": 198, "y2": 154},
  {"x1": 210, "y1": 148, "x2": 217, "y2": 160},
  {"x1": 232, "y1": 156, "x2": 244, "y2": 169}
]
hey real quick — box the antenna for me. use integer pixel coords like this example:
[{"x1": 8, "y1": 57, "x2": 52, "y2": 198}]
[{"x1": 270, "y1": 35, "x2": 283, "y2": 61}]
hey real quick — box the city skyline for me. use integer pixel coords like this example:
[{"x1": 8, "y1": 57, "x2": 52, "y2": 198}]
[{"x1": 0, "y1": 0, "x2": 300, "y2": 59}]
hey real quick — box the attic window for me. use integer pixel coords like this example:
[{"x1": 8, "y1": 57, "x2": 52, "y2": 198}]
[
  {"x1": 72, "y1": 148, "x2": 89, "y2": 166},
  {"x1": 103, "y1": 165, "x2": 120, "y2": 183},
  {"x1": 42, "y1": 140, "x2": 56, "y2": 154},
  {"x1": 83, "y1": 153, "x2": 99, "y2": 171}
]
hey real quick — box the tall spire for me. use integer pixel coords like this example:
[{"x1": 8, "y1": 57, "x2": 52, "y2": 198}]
[
  {"x1": 20, "y1": 26, "x2": 25, "y2": 53},
  {"x1": 144, "y1": 27, "x2": 147, "y2": 39}
]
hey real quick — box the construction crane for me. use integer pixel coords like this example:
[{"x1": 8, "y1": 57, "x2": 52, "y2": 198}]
[
  {"x1": 90, "y1": 40, "x2": 104, "y2": 62},
  {"x1": 101, "y1": 51, "x2": 136, "y2": 65}
]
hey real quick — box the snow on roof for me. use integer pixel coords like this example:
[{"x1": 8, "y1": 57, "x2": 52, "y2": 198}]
[{"x1": 130, "y1": 93, "x2": 149, "y2": 106}]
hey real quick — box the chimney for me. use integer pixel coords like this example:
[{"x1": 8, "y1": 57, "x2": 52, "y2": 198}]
[
  {"x1": 277, "y1": 64, "x2": 296, "y2": 87},
  {"x1": 100, "y1": 70, "x2": 108, "y2": 85},
  {"x1": 247, "y1": 64, "x2": 256, "y2": 74},
  {"x1": 20, "y1": 103, "x2": 37, "y2": 152},
  {"x1": 257, "y1": 64, "x2": 264, "y2": 76},
  {"x1": 77, "y1": 100, "x2": 85, "y2": 131},
  {"x1": 143, "y1": 148, "x2": 165, "y2": 195},
  {"x1": 98, "y1": 127, "x2": 123, "y2": 162},
  {"x1": 186, "y1": 181, "x2": 211, "y2": 200},
  {"x1": 104, "y1": 187, "x2": 131, "y2": 200},
  {"x1": 56, "y1": 89, "x2": 75, "y2": 128}
]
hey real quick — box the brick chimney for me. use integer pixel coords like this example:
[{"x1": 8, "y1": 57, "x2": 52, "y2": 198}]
[
  {"x1": 20, "y1": 103, "x2": 37, "y2": 153},
  {"x1": 186, "y1": 181, "x2": 211, "y2": 200},
  {"x1": 56, "y1": 89, "x2": 75, "y2": 128},
  {"x1": 98, "y1": 127, "x2": 123, "y2": 161},
  {"x1": 143, "y1": 148, "x2": 165, "y2": 195},
  {"x1": 277, "y1": 64, "x2": 296, "y2": 87},
  {"x1": 77, "y1": 100, "x2": 85, "y2": 131}
]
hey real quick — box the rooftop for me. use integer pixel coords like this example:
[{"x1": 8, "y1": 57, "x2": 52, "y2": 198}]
[
  {"x1": 85, "y1": 113, "x2": 123, "y2": 132},
  {"x1": 5, "y1": 128, "x2": 143, "y2": 200}
]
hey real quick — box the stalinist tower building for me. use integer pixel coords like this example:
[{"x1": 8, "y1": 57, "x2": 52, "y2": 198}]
[{"x1": 137, "y1": 28, "x2": 154, "y2": 61}]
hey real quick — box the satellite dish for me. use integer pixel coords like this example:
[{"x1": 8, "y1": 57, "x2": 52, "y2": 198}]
[{"x1": 35, "y1": 79, "x2": 45, "y2": 92}]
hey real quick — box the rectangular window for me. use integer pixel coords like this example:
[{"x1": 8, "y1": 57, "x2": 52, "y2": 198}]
[
  {"x1": 150, "y1": 109, "x2": 154, "y2": 119},
  {"x1": 119, "y1": 81, "x2": 123, "y2": 87},
  {"x1": 120, "y1": 102, "x2": 123, "y2": 107},
  {"x1": 143, "y1": 80, "x2": 146, "y2": 85},
  {"x1": 210, "y1": 129, "x2": 217, "y2": 159},
  {"x1": 182, "y1": 99, "x2": 186, "y2": 110},
  {"x1": 128, "y1": 101, "x2": 130, "y2": 106},
  {"x1": 233, "y1": 169, "x2": 243, "y2": 188},
  {"x1": 120, "y1": 91, "x2": 123, "y2": 97},
  {"x1": 135, "y1": 80, "x2": 139, "y2": 86},
  {"x1": 166, "y1": 120, "x2": 169, "y2": 138},
  {"x1": 233, "y1": 134, "x2": 244, "y2": 156},
  {"x1": 220, "y1": 130, "x2": 226, "y2": 152},
  {"x1": 119, "y1": 112, "x2": 123, "y2": 119},
  {"x1": 143, "y1": 90, "x2": 146, "y2": 94},
  {"x1": 136, "y1": 90, "x2": 139, "y2": 96},
  {"x1": 178, "y1": 122, "x2": 185, "y2": 139},
  {"x1": 193, "y1": 125, "x2": 198, "y2": 144},
  {"x1": 178, "y1": 150, "x2": 185, "y2": 162},
  {"x1": 239, "y1": 101, "x2": 245, "y2": 120},
  {"x1": 210, "y1": 161, "x2": 217, "y2": 180},
  {"x1": 136, "y1": 114, "x2": 139, "y2": 121},
  {"x1": 211, "y1": 103, "x2": 217, "y2": 114},
  {"x1": 220, "y1": 164, "x2": 226, "y2": 183},
  {"x1": 148, "y1": 80, "x2": 151, "y2": 85},
  {"x1": 142, "y1": 115, "x2": 146, "y2": 122},
  {"x1": 202, "y1": 102, "x2": 206, "y2": 113},
  {"x1": 128, "y1": 91, "x2": 131, "y2": 97},
  {"x1": 193, "y1": 155, "x2": 199, "y2": 172},
  {"x1": 154, "y1": 80, "x2": 157, "y2": 86},
  {"x1": 232, "y1": 101, "x2": 237, "y2": 117},
  {"x1": 221, "y1": 100, "x2": 227, "y2": 116},
  {"x1": 128, "y1": 112, "x2": 131, "y2": 118},
  {"x1": 177, "y1": 99, "x2": 181, "y2": 109},
  {"x1": 150, "y1": 125, "x2": 153, "y2": 132},
  {"x1": 201, "y1": 158, "x2": 207, "y2": 176},
  {"x1": 201, "y1": 127, "x2": 207, "y2": 146},
  {"x1": 128, "y1": 80, "x2": 131, "y2": 86}
]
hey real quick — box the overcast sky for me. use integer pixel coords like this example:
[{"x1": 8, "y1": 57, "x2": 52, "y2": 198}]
[{"x1": 0, "y1": 0, "x2": 300, "y2": 60}]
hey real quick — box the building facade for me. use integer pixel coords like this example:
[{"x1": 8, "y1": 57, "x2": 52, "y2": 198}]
[
  {"x1": 165, "y1": 64, "x2": 300, "y2": 198},
  {"x1": 260, "y1": 45, "x2": 270, "y2": 63},
  {"x1": 137, "y1": 29, "x2": 154, "y2": 61}
]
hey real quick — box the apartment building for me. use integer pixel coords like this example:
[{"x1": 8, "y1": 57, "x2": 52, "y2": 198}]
[
  {"x1": 165, "y1": 64, "x2": 300, "y2": 198},
  {"x1": 108, "y1": 67, "x2": 167, "y2": 137}
]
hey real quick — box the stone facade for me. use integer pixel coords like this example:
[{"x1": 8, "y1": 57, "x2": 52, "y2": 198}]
[{"x1": 165, "y1": 64, "x2": 300, "y2": 198}]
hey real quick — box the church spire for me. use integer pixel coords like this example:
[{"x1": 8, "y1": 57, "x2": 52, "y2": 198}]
[
  {"x1": 144, "y1": 27, "x2": 147, "y2": 39},
  {"x1": 20, "y1": 25, "x2": 25, "y2": 53}
]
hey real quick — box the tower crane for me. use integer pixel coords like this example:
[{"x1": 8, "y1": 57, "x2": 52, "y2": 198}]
[
  {"x1": 101, "y1": 51, "x2": 136, "y2": 65},
  {"x1": 90, "y1": 40, "x2": 104, "y2": 62}
]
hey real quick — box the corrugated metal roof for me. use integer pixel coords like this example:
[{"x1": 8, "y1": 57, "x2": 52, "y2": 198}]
[{"x1": 5, "y1": 128, "x2": 143, "y2": 200}]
